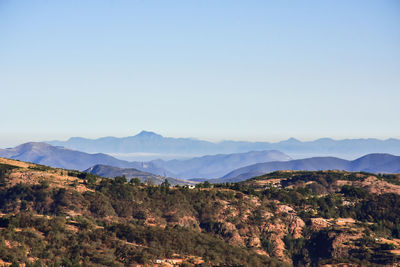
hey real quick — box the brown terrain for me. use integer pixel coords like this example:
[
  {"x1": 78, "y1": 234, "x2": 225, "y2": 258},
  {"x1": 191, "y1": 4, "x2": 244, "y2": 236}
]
[{"x1": 1, "y1": 159, "x2": 400, "y2": 266}]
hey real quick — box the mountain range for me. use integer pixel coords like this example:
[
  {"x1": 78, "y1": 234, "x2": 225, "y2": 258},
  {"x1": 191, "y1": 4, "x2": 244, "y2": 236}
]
[
  {"x1": 46, "y1": 131, "x2": 400, "y2": 159},
  {"x1": 0, "y1": 142, "x2": 290, "y2": 180},
  {"x1": 0, "y1": 142, "x2": 169, "y2": 175},
  {"x1": 0, "y1": 142, "x2": 399, "y2": 184},
  {"x1": 150, "y1": 150, "x2": 291, "y2": 179},
  {"x1": 218, "y1": 153, "x2": 400, "y2": 183}
]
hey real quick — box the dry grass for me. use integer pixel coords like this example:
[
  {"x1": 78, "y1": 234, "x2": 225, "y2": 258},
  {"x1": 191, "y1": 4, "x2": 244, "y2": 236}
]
[
  {"x1": 0, "y1": 157, "x2": 32, "y2": 168},
  {"x1": 1, "y1": 157, "x2": 94, "y2": 193}
]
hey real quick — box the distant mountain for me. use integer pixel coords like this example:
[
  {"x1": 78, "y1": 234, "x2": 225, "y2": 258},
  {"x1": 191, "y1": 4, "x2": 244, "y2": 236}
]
[
  {"x1": 0, "y1": 142, "x2": 290, "y2": 179},
  {"x1": 85, "y1": 165, "x2": 195, "y2": 186},
  {"x1": 0, "y1": 142, "x2": 170, "y2": 175},
  {"x1": 46, "y1": 131, "x2": 400, "y2": 159},
  {"x1": 47, "y1": 131, "x2": 216, "y2": 155},
  {"x1": 151, "y1": 150, "x2": 291, "y2": 179},
  {"x1": 218, "y1": 153, "x2": 400, "y2": 183},
  {"x1": 350, "y1": 153, "x2": 400, "y2": 174}
]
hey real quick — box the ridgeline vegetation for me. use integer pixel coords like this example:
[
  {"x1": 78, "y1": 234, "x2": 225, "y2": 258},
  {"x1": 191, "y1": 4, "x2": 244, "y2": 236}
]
[{"x1": 0, "y1": 159, "x2": 400, "y2": 266}]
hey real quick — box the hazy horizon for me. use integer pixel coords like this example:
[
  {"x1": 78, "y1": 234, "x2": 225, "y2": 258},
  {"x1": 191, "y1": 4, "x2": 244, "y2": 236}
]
[
  {"x1": 2, "y1": 129, "x2": 400, "y2": 149},
  {"x1": 1, "y1": 129, "x2": 400, "y2": 151},
  {"x1": 1, "y1": 1, "x2": 399, "y2": 147}
]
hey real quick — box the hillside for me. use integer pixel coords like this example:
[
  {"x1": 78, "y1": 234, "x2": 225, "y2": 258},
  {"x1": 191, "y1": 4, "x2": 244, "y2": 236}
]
[
  {"x1": 0, "y1": 142, "x2": 170, "y2": 176},
  {"x1": 1, "y1": 157, "x2": 400, "y2": 266},
  {"x1": 220, "y1": 153, "x2": 400, "y2": 182},
  {"x1": 151, "y1": 150, "x2": 291, "y2": 179},
  {"x1": 0, "y1": 142, "x2": 290, "y2": 180},
  {"x1": 85, "y1": 164, "x2": 195, "y2": 186},
  {"x1": 47, "y1": 131, "x2": 400, "y2": 159}
]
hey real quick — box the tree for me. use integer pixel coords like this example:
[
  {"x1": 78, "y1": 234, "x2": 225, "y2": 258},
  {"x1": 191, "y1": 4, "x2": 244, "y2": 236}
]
[
  {"x1": 130, "y1": 177, "x2": 141, "y2": 186},
  {"x1": 161, "y1": 179, "x2": 171, "y2": 193},
  {"x1": 114, "y1": 176, "x2": 127, "y2": 184},
  {"x1": 83, "y1": 174, "x2": 97, "y2": 187}
]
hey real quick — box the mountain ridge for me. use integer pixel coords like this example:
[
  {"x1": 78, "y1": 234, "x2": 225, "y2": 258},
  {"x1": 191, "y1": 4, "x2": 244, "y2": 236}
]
[
  {"x1": 0, "y1": 142, "x2": 292, "y2": 181},
  {"x1": 1, "y1": 156, "x2": 400, "y2": 266},
  {"x1": 0, "y1": 142, "x2": 171, "y2": 175},
  {"x1": 218, "y1": 153, "x2": 400, "y2": 183},
  {"x1": 85, "y1": 164, "x2": 195, "y2": 185},
  {"x1": 151, "y1": 150, "x2": 291, "y2": 179},
  {"x1": 46, "y1": 131, "x2": 400, "y2": 159}
]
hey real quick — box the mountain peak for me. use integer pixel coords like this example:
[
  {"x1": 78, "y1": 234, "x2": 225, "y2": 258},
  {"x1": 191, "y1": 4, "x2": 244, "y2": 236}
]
[
  {"x1": 281, "y1": 137, "x2": 301, "y2": 144},
  {"x1": 16, "y1": 142, "x2": 52, "y2": 149},
  {"x1": 135, "y1": 131, "x2": 163, "y2": 138}
]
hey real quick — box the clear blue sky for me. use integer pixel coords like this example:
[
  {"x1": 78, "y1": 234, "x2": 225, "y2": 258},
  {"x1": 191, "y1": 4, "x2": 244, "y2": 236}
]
[{"x1": 1, "y1": 0, "x2": 399, "y2": 147}]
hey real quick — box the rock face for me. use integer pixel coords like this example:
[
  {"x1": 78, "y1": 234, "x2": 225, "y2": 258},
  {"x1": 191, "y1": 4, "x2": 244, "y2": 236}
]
[
  {"x1": 289, "y1": 216, "x2": 305, "y2": 239},
  {"x1": 311, "y1": 231, "x2": 364, "y2": 260},
  {"x1": 355, "y1": 176, "x2": 400, "y2": 195},
  {"x1": 177, "y1": 216, "x2": 200, "y2": 231},
  {"x1": 330, "y1": 233, "x2": 352, "y2": 259},
  {"x1": 310, "y1": 218, "x2": 330, "y2": 230},
  {"x1": 334, "y1": 176, "x2": 400, "y2": 195},
  {"x1": 264, "y1": 221, "x2": 287, "y2": 258}
]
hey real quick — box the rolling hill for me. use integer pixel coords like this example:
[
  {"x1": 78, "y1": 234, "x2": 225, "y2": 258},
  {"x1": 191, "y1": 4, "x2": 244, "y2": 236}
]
[
  {"x1": 1, "y1": 157, "x2": 400, "y2": 266},
  {"x1": 85, "y1": 164, "x2": 195, "y2": 185},
  {"x1": 219, "y1": 153, "x2": 400, "y2": 182},
  {"x1": 150, "y1": 150, "x2": 291, "y2": 179},
  {"x1": 0, "y1": 142, "x2": 290, "y2": 180},
  {"x1": 0, "y1": 142, "x2": 170, "y2": 175}
]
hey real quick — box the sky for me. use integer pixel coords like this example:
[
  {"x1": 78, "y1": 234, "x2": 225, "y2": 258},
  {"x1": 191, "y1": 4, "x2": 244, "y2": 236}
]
[{"x1": 1, "y1": 0, "x2": 399, "y2": 147}]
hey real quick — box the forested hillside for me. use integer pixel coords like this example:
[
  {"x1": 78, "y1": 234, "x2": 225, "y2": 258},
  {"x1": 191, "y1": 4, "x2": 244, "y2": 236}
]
[{"x1": 0, "y1": 157, "x2": 400, "y2": 266}]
